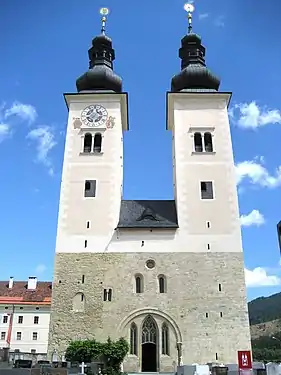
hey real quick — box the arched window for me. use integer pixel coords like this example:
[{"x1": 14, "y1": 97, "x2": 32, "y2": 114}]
[
  {"x1": 142, "y1": 315, "x2": 157, "y2": 344},
  {"x1": 194, "y1": 132, "x2": 203, "y2": 152},
  {"x1": 83, "y1": 133, "x2": 92, "y2": 153},
  {"x1": 135, "y1": 274, "x2": 144, "y2": 294},
  {"x1": 72, "y1": 292, "x2": 85, "y2": 312},
  {"x1": 158, "y1": 275, "x2": 166, "y2": 293},
  {"x1": 93, "y1": 133, "x2": 102, "y2": 153},
  {"x1": 204, "y1": 132, "x2": 213, "y2": 152},
  {"x1": 130, "y1": 322, "x2": 138, "y2": 355},
  {"x1": 161, "y1": 323, "x2": 169, "y2": 355}
]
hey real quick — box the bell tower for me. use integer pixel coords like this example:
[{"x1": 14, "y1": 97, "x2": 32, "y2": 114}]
[
  {"x1": 166, "y1": 3, "x2": 251, "y2": 362},
  {"x1": 48, "y1": 8, "x2": 128, "y2": 357}
]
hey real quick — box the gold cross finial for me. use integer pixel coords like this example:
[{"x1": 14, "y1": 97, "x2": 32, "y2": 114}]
[
  {"x1": 183, "y1": 3, "x2": 195, "y2": 34},
  {"x1": 99, "y1": 7, "x2": 109, "y2": 35}
]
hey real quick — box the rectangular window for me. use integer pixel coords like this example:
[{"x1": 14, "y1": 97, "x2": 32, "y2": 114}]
[
  {"x1": 18, "y1": 316, "x2": 23, "y2": 324},
  {"x1": 1, "y1": 332, "x2": 5, "y2": 340},
  {"x1": 31, "y1": 349, "x2": 36, "y2": 354},
  {"x1": 84, "y1": 180, "x2": 96, "y2": 197},
  {"x1": 3, "y1": 316, "x2": 8, "y2": 324},
  {"x1": 16, "y1": 332, "x2": 22, "y2": 341},
  {"x1": 103, "y1": 289, "x2": 112, "y2": 301},
  {"x1": 200, "y1": 181, "x2": 214, "y2": 200},
  {"x1": 34, "y1": 316, "x2": 39, "y2": 324},
  {"x1": 32, "y1": 332, "x2": 38, "y2": 340}
]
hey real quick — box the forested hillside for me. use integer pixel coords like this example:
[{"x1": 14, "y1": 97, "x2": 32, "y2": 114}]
[{"x1": 248, "y1": 292, "x2": 281, "y2": 325}]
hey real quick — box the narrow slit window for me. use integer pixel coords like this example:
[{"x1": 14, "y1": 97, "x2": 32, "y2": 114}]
[
  {"x1": 83, "y1": 133, "x2": 92, "y2": 153},
  {"x1": 82, "y1": 275, "x2": 85, "y2": 284},
  {"x1": 103, "y1": 289, "x2": 107, "y2": 301},
  {"x1": 220, "y1": 312, "x2": 223, "y2": 317},
  {"x1": 93, "y1": 133, "x2": 102, "y2": 153},
  {"x1": 218, "y1": 283, "x2": 222, "y2": 292},
  {"x1": 108, "y1": 289, "x2": 112, "y2": 301},
  {"x1": 86, "y1": 221, "x2": 90, "y2": 229},
  {"x1": 206, "y1": 313, "x2": 209, "y2": 318},
  {"x1": 130, "y1": 323, "x2": 138, "y2": 355},
  {"x1": 158, "y1": 275, "x2": 166, "y2": 294},
  {"x1": 204, "y1": 132, "x2": 213, "y2": 152},
  {"x1": 194, "y1": 132, "x2": 203, "y2": 152},
  {"x1": 84, "y1": 240, "x2": 88, "y2": 248},
  {"x1": 135, "y1": 275, "x2": 143, "y2": 294}
]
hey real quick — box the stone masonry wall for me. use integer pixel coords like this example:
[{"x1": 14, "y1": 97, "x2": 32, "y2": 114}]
[{"x1": 48, "y1": 252, "x2": 251, "y2": 371}]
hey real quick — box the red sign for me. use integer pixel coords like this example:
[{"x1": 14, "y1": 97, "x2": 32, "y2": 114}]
[{"x1": 238, "y1": 351, "x2": 252, "y2": 370}]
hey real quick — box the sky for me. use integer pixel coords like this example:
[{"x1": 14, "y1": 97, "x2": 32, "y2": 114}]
[{"x1": 0, "y1": 0, "x2": 281, "y2": 302}]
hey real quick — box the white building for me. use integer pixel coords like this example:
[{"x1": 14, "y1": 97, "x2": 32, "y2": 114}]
[
  {"x1": 0, "y1": 277, "x2": 51, "y2": 358},
  {"x1": 48, "y1": 7, "x2": 251, "y2": 372}
]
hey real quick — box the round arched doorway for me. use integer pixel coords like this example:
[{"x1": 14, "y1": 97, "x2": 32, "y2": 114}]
[{"x1": 141, "y1": 315, "x2": 158, "y2": 372}]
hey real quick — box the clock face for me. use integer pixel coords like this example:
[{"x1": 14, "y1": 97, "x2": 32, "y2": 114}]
[{"x1": 81, "y1": 105, "x2": 108, "y2": 127}]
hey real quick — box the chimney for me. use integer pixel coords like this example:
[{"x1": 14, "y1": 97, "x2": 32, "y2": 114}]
[
  {"x1": 8, "y1": 277, "x2": 14, "y2": 289},
  {"x1": 27, "y1": 276, "x2": 37, "y2": 290}
]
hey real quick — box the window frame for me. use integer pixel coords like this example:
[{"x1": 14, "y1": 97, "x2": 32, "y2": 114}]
[
  {"x1": 84, "y1": 180, "x2": 97, "y2": 198},
  {"x1": 200, "y1": 180, "x2": 215, "y2": 200},
  {"x1": 16, "y1": 332, "x2": 22, "y2": 341}
]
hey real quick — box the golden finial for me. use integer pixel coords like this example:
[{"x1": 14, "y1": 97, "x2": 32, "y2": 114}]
[
  {"x1": 99, "y1": 7, "x2": 109, "y2": 35},
  {"x1": 184, "y1": 3, "x2": 195, "y2": 34}
]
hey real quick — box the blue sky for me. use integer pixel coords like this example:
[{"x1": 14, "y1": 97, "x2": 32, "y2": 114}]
[{"x1": 1, "y1": 0, "x2": 281, "y2": 301}]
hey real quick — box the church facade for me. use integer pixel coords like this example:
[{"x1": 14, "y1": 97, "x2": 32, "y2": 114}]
[{"x1": 48, "y1": 9, "x2": 251, "y2": 373}]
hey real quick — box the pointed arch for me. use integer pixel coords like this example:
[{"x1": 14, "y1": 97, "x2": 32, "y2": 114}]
[
  {"x1": 83, "y1": 133, "x2": 92, "y2": 153},
  {"x1": 93, "y1": 133, "x2": 102, "y2": 153},
  {"x1": 141, "y1": 315, "x2": 157, "y2": 344},
  {"x1": 130, "y1": 322, "x2": 138, "y2": 355},
  {"x1": 72, "y1": 292, "x2": 85, "y2": 312},
  {"x1": 204, "y1": 132, "x2": 213, "y2": 152},
  {"x1": 135, "y1": 274, "x2": 144, "y2": 294},
  {"x1": 161, "y1": 322, "x2": 169, "y2": 355},
  {"x1": 194, "y1": 132, "x2": 203, "y2": 152},
  {"x1": 158, "y1": 274, "x2": 167, "y2": 294}
]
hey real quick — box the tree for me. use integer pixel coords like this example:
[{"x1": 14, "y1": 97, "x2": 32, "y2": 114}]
[{"x1": 65, "y1": 337, "x2": 129, "y2": 375}]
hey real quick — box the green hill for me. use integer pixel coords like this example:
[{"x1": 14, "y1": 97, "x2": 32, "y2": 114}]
[
  {"x1": 249, "y1": 292, "x2": 281, "y2": 325},
  {"x1": 248, "y1": 292, "x2": 281, "y2": 362}
]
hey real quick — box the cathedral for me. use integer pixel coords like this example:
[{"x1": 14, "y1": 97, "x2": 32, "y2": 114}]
[{"x1": 48, "y1": 6, "x2": 251, "y2": 373}]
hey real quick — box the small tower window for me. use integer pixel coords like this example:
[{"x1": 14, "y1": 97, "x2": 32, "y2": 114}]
[
  {"x1": 84, "y1": 180, "x2": 96, "y2": 197},
  {"x1": 200, "y1": 181, "x2": 214, "y2": 200},
  {"x1": 130, "y1": 323, "x2": 138, "y2": 355},
  {"x1": 135, "y1": 274, "x2": 144, "y2": 294},
  {"x1": 158, "y1": 275, "x2": 167, "y2": 293},
  {"x1": 83, "y1": 133, "x2": 92, "y2": 153},
  {"x1": 194, "y1": 132, "x2": 203, "y2": 152},
  {"x1": 204, "y1": 132, "x2": 213, "y2": 152},
  {"x1": 93, "y1": 133, "x2": 102, "y2": 153}
]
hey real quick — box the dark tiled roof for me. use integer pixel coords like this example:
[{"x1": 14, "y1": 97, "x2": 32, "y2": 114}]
[
  {"x1": 117, "y1": 200, "x2": 178, "y2": 229},
  {"x1": 0, "y1": 281, "x2": 52, "y2": 303}
]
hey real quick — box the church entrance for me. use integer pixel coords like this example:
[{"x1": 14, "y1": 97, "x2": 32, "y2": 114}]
[{"x1": 141, "y1": 315, "x2": 158, "y2": 372}]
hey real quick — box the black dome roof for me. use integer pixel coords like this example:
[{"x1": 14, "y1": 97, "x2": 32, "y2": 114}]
[
  {"x1": 76, "y1": 33, "x2": 122, "y2": 93},
  {"x1": 171, "y1": 32, "x2": 220, "y2": 92}
]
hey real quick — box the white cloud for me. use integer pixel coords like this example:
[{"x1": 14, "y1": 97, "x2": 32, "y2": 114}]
[
  {"x1": 35, "y1": 264, "x2": 47, "y2": 274},
  {"x1": 27, "y1": 126, "x2": 56, "y2": 175},
  {"x1": 214, "y1": 15, "x2": 225, "y2": 27},
  {"x1": 240, "y1": 210, "x2": 265, "y2": 227},
  {"x1": 0, "y1": 123, "x2": 10, "y2": 143},
  {"x1": 199, "y1": 13, "x2": 209, "y2": 20},
  {"x1": 235, "y1": 160, "x2": 281, "y2": 188},
  {"x1": 4, "y1": 101, "x2": 37, "y2": 124},
  {"x1": 245, "y1": 267, "x2": 281, "y2": 288},
  {"x1": 230, "y1": 101, "x2": 281, "y2": 129}
]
